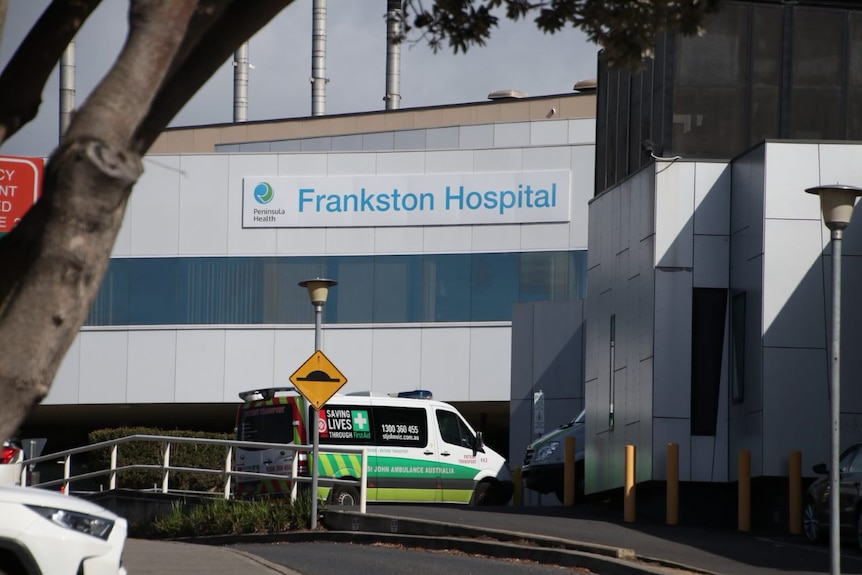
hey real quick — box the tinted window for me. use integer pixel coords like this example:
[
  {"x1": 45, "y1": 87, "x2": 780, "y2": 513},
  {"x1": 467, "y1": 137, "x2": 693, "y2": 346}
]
[
  {"x1": 238, "y1": 400, "x2": 295, "y2": 444},
  {"x1": 436, "y1": 409, "x2": 475, "y2": 449},
  {"x1": 373, "y1": 406, "x2": 427, "y2": 448}
]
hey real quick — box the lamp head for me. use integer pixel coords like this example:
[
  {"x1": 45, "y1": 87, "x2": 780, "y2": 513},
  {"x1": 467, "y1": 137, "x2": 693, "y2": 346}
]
[
  {"x1": 298, "y1": 277, "x2": 337, "y2": 305},
  {"x1": 806, "y1": 184, "x2": 862, "y2": 231}
]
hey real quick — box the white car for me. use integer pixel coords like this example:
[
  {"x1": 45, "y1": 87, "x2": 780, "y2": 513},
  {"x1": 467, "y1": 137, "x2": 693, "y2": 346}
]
[
  {"x1": 1, "y1": 439, "x2": 23, "y2": 486},
  {"x1": 0, "y1": 485, "x2": 127, "y2": 575}
]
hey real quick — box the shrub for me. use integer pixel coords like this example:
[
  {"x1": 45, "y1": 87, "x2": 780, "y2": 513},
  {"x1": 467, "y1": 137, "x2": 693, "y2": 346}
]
[
  {"x1": 144, "y1": 492, "x2": 321, "y2": 537},
  {"x1": 87, "y1": 427, "x2": 233, "y2": 493}
]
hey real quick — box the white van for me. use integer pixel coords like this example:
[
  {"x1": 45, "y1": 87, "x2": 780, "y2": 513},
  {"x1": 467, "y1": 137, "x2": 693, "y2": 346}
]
[{"x1": 234, "y1": 388, "x2": 513, "y2": 506}]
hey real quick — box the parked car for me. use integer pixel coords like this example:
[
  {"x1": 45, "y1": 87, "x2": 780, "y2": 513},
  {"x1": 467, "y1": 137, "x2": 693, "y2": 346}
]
[
  {"x1": 1, "y1": 439, "x2": 23, "y2": 486},
  {"x1": 804, "y1": 442, "x2": 862, "y2": 548},
  {"x1": 521, "y1": 409, "x2": 585, "y2": 502},
  {"x1": 0, "y1": 485, "x2": 128, "y2": 575}
]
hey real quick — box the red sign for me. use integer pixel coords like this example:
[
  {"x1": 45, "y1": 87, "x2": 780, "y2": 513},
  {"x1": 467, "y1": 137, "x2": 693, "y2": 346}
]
[{"x1": 0, "y1": 156, "x2": 44, "y2": 236}]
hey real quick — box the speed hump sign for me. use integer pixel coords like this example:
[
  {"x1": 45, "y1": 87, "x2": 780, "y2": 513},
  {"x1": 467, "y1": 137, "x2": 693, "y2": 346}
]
[{"x1": 289, "y1": 350, "x2": 348, "y2": 409}]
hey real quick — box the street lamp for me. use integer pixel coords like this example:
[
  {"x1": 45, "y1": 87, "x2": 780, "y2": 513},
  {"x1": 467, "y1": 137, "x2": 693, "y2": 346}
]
[
  {"x1": 805, "y1": 184, "x2": 862, "y2": 575},
  {"x1": 298, "y1": 277, "x2": 337, "y2": 530}
]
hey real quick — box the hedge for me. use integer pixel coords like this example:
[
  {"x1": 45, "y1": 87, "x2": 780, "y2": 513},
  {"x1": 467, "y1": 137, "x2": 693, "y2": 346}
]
[{"x1": 88, "y1": 427, "x2": 233, "y2": 493}]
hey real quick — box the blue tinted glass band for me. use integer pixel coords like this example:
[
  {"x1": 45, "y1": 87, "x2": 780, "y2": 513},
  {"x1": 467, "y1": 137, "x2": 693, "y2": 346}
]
[{"x1": 85, "y1": 251, "x2": 586, "y2": 326}]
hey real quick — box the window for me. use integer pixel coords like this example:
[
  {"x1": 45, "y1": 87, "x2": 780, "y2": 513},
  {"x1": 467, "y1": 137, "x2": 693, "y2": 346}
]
[
  {"x1": 373, "y1": 407, "x2": 427, "y2": 448},
  {"x1": 238, "y1": 399, "x2": 295, "y2": 444},
  {"x1": 318, "y1": 406, "x2": 374, "y2": 446},
  {"x1": 436, "y1": 410, "x2": 475, "y2": 449},
  {"x1": 85, "y1": 251, "x2": 587, "y2": 326}
]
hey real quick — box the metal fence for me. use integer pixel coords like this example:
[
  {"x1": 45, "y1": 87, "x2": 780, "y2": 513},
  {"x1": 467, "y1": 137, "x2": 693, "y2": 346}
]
[{"x1": 18, "y1": 434, "x2": 368, "y2": 513}]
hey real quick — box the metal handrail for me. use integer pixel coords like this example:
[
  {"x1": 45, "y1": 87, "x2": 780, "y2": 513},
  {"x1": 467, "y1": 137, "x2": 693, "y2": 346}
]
[{"x1": 18, "y1": 434, "x2": 368, "y2": 513}]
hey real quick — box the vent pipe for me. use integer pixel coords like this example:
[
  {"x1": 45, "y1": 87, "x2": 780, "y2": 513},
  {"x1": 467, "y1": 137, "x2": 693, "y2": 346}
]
[
  {"x1": 311, "y1": 0, "x2": 327, "y2": 116},
  {"x1": 233, "y1": 41, "x2": 249, "y2": 122},
  {"x1": 384, "y1": 0, "x2": 402, "y2": 110},
  {"x1": 59, "y1": 39, "x2": 75, "y2": 139}
]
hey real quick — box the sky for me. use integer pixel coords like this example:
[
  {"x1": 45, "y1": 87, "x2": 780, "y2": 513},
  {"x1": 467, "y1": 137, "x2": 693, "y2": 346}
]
[{"x1": 0, "y1": 1, "x2": 599, "y2": 157}]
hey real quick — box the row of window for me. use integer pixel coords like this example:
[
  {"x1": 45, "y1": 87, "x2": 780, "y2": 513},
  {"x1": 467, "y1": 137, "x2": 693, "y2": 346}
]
[{"x1": 85, "y1": 251, "x2": 587, "y2": 326}]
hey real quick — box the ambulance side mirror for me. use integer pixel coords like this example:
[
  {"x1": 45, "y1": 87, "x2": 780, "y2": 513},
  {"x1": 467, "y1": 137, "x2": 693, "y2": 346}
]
[{"x1": 473, "y1": 431, "x2": 485, "y2": 454}]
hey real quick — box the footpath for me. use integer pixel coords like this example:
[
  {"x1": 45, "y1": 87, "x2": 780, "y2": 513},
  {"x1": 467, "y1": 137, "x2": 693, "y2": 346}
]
[{"x1": 124, "y1": 502, "x2": 862, "y2": 575}]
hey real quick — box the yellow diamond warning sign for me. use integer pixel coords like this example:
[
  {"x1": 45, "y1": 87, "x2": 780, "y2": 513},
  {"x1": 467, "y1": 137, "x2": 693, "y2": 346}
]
[{"x1": 289, "y1": 350, "x2": 348, "y2": 409}]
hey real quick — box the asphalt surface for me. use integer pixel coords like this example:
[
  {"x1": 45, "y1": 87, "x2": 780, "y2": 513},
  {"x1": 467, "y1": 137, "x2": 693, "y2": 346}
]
[{"x1": 124, "y1": 502, "x2": 862, "y2": 575}]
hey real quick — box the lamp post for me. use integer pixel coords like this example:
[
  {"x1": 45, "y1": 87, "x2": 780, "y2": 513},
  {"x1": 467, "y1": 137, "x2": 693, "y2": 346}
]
[
  {"x1": 298, "y1": 277, "x2": 337, "y2": 529},
  {"x1": 805, "y1": 184, "x2": 862, "y2": 575}
]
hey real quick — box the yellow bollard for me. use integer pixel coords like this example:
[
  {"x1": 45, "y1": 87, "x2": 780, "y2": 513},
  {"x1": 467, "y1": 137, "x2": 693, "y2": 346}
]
[
  {"x1": 667, "y1": 443, "x2": 679, "y2": 526},
  {"x1": 564, "y1": 436, "x2": 576, "y2": 506},
  {"x1": 738, "y1": 449, "x2": 751, "y2": 532},
  {"x1": 513, "y1": 467, "x2": 522, "y2": 507},
  {"x1": 625, "y1": 444, "x2": 636, "y2": 523},
  {"x1": 789, "y1": 451, "x2": 802, "y2": 535}
]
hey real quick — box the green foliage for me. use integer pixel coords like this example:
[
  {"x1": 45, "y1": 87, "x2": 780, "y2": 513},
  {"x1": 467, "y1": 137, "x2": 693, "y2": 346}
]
[
  {"x1": 87, "y1": 427, "x2": 232, "y2": 493},
  {"x1": 143, "y1": 492, "x2": 322, "y2": 538},
  {"x1": 402, "y1": 0, "x2": 722, "y2": 70}
]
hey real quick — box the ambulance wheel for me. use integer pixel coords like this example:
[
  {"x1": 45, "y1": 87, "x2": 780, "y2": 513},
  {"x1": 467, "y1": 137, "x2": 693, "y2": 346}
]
[
  {"x1": 330, "y1": 485, "x2": 360, "y2": 506},
  {"x1": 470, "y1": 481, "x2": 496, "y2": 505}
]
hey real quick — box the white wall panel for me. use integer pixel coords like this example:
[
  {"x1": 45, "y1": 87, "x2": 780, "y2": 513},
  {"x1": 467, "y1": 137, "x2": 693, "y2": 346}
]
[
  {"x1": 320, "y1": 327, "x2": 374, "y2": 396},
  {"x1": 470, "y1": 332, "x2": 513, "y2": 395},
  {"x1": 376, "y1": 151, "x2": 426, "y2": 175},
  {"x1": 570, "y1": 146, "x2": 595, "y2": 249},
  {"x1": 693, "y1": 235, "x2": 729, "y2": 288},
  {"x1": 277, "y1": 153, "x2": 327, "y2": 176},
  {"x1": 425, "y1": 150, "x2": 474, "y2": 174},
  {"x1": 421, "y1": 328, "x2": 471, "y2": 400},
  {"x1": 762, "y1": 348, "x2": 827, "y2": 476},
  {"x1": 276, "y1": 227, "x2": 327, "y2": 255},
  {"x1": 129, "y1": 155, "x2": 180, "y2": 256},
  {"x1": 520, "y1": 223, "x2": 570, "y2": 251},
  {"x1": 370, "y1": 328, "x2": 422, "y2": 396},
  {"x1": 762, "y1": 220, "x2": 826, "y2": 348},
  {"x1": 374, "y1": 227, "x2": 425, "y2": 253},
  {"x1": 45, "y1": 336, "x2": 81, "y2": 404},
  {"x1": 655, "y1": 162, "x2": 694, "y2": 269},
  {"x1": 568, "y1": 119, "x2": 596, "y2": 145},
  {"x1": 223, "y1": 330, "x2": 274, "y2": 401},
  {"x1": 653, "y1": 269, "x2": 692, "y2": 418},
  {"x1": 112, "y1": 196, "x2": 132, "y2": 256},
  {"x1": 423, "y1": 225, "x2": 473, "y2": 252},
  {"x1": 325, "y1": 228, "x2": 376, "y2": 254},
  {"x1": 530, "y1": 120, "x2": 568, "y2": 146},
  {"x1": 175, "y1": 330, "x2": 225, "y2": 402},
  {"x1": 763, "y1": 143, "x2": 820, "y2": 220},
  {"x1": 494, "y1": 123, "x2": 530, "y2": 148},
  {"x1": 522, "y1": 147, "x2": 570, "y2": 171},
  {"x1": 693, "y1": 162, "x2": 730, "y2": 236},
  {"x1": 818, "y1": 143, "x2": 862, "y2": 189},
  {"x1": 178, "y1": 155, "x2": 229, "y2": 255},
  {"x1": 227, "y1": 155, "x2": 278, "y2": 254},
  {"x1": 327, "y1": 153, "x2": 376, "y2": 176},
  {"x1": 652, "y1": 417, "x2": 691, "y2": 480},
  {"x1": 79, "y1": 332, "x2": 128, "y2": 404},
  {"x1": 472, "y1": 225, "x2": 521, "y2": 252},
  {"x1": 127, "y1": 331, "x2": 177, "y2": 402},
  {"x1": 474, "y1": 148, "x2": 523, "y2": 172}
]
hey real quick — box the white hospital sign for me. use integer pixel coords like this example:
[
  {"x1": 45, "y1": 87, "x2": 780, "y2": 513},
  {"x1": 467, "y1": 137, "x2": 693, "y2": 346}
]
[{"x1": 242, "y1": 171, "x2": 571, "y2": 228}]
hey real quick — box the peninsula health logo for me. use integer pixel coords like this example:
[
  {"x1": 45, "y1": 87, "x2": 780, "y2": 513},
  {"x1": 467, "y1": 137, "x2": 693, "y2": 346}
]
[
  {"x1": 242, "y1": 171, "x2": 571, "y2": 228},
  {"x1": 253, "y1": 182, "x2": 274, "y2": 204}
]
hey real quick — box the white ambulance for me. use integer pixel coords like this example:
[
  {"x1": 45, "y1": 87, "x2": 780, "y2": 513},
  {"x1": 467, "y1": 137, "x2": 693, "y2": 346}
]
[{"x1": 234, "y1": 388, "x2": 513, "y2": 505}]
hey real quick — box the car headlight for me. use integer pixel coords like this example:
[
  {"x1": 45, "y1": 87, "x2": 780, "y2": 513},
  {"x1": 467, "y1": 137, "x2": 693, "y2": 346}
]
[
  {"x1": 533, "y1": 441, "x2": 560, "y2": 462},
  {"x1": 26, "y1": 505, "x2": 115, "y2": 540}
]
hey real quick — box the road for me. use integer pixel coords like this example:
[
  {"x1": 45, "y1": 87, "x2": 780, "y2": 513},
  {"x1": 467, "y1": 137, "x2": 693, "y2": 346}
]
[{"x1": 234, "y1": 541, "x2": 584, "y2": 575}]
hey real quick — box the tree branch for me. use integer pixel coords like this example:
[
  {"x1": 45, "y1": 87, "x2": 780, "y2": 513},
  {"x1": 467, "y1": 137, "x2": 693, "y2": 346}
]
[{"x1": 0, "y1": 0, "x2": 101, "y2": 145}]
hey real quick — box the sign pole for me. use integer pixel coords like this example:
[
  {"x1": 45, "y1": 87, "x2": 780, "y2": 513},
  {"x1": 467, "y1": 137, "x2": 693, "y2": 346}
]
[{"x1": 310, "y1": 300, "x2": 323, "y2": 529}]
